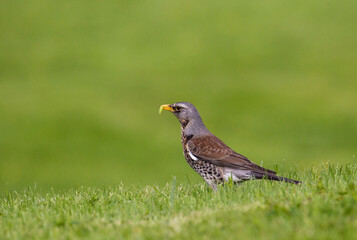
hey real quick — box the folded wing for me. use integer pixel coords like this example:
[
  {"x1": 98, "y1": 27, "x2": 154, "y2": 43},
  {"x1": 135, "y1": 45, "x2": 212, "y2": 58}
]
[{"x1": 187, "y1": 135, "x2": 276, "y2": 175}]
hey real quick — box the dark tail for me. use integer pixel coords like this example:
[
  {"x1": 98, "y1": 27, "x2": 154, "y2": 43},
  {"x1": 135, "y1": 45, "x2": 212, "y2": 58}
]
[{"x1": 253, "y1": 172, "x2": 302, "y2": 184}]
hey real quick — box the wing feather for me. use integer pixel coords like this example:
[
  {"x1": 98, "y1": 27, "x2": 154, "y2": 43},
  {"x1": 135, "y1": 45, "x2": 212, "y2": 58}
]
[{"x1": 187, "y1": 135, "x2": 276, "y2": 174}]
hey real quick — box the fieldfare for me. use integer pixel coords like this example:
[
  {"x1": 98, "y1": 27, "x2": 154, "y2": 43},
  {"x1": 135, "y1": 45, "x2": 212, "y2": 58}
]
[{"x1": 160, "y1": 102, "x2": 301, "y2": 190}]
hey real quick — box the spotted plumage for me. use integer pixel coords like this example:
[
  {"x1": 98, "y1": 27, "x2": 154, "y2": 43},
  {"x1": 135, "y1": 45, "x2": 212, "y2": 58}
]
[
  {"x1": 181, "y1": 133, "x2": 223, "y2": 189},
  {"x1": 160, "y1": 102, "x2": 301, "y2": 190}
]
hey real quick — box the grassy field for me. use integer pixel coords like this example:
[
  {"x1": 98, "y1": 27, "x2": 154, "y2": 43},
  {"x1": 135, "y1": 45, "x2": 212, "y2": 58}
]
[
  {"x1": 0, "y1": 1, "x2": 357, "y2": 238},
  {"x1": 1, "y1": 162, "x2": 356, "y2": 239}
]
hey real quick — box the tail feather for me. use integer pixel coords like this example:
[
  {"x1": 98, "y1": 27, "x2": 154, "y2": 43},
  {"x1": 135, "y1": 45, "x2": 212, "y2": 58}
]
[{"x1": 252, "y1": 171, "x2": 301, "y2": 184}]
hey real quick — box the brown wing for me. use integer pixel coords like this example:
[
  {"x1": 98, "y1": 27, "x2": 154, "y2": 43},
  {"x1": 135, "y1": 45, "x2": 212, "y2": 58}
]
[{"x1": 187, "y1": 135, "x2": 276, "y2": 174}]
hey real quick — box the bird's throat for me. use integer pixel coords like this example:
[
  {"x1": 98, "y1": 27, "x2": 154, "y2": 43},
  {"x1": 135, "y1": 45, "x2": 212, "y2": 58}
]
[
  {"x1": 179, "y1": 119, "x2": 189, "y2": 128},
  {"x1": 180, "y1": 119, "x2": 210, "y2": 137}
]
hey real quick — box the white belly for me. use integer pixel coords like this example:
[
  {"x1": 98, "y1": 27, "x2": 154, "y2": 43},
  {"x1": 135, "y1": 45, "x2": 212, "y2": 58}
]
[{"x1": 222, "y1": 169, "x2": 251, "y2": 182}]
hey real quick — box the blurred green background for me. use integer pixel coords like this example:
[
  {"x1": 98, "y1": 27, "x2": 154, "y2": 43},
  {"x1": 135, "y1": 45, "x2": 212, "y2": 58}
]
[{"x1": 0, "y1": 0, "x2": 356, "y2": 191}]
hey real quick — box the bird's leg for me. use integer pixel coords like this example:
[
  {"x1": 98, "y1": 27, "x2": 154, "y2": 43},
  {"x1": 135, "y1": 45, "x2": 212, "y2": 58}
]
[{"x1": 204, "y1": 179, "x2": 218, "y2": 191}]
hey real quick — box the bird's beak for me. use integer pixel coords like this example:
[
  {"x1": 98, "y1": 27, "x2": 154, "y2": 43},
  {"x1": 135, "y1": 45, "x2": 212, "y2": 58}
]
[{"x1": 159, "y1": 104, "x2": 174, "y2": 114}]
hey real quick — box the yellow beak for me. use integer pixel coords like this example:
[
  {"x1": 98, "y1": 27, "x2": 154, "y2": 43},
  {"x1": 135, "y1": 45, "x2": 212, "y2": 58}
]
[{"x1": 159, "y1": 104, "x2": 174, "y2": 114}]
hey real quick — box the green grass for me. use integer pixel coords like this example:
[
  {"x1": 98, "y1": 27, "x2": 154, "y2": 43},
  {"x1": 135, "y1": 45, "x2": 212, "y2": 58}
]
[
  {"x1": 1, "y1": 1, "x2": 356, "y2": 238},
  {"x1": 1, "y1": 162, "x2": 356, "y2": 239}
]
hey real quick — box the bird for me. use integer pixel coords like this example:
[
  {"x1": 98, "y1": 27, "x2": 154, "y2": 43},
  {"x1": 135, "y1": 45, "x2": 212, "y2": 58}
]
[{"x1": 159, "y1": 102, "x2": 301, "y2": 190}]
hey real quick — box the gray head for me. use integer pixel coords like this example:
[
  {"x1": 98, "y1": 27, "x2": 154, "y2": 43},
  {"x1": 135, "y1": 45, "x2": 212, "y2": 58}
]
[{"x1": 159, "y1": 102, "x2": 210, "y2": 136}]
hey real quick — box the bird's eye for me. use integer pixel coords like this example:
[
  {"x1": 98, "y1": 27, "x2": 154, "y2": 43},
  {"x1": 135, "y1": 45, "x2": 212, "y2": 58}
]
[{"x1": 175, "y1": 106, "x2": 182, "y2": 111}]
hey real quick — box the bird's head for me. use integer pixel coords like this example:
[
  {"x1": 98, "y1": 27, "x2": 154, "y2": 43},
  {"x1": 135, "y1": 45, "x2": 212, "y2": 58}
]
[{"x1": 159, "y1": 102, "x2": 207, "y2": 133}]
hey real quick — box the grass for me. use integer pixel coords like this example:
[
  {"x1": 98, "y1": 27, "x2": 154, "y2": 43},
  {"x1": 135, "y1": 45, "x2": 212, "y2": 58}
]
[
  {"x1": 1, "y1": 162, "x2": 356, "y2": 239},
  {"x1": 0, "y1": 1, "x2": 356, "y2": 238}
]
